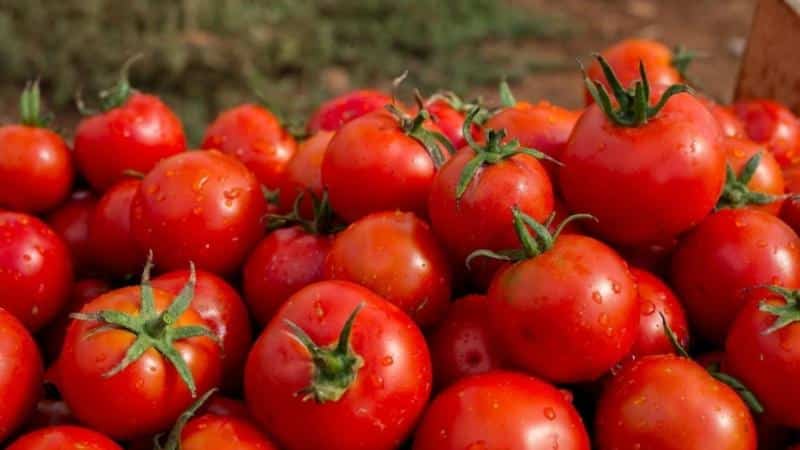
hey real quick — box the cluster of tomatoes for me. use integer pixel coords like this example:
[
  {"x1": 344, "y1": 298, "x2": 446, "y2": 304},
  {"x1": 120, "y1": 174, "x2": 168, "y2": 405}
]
[{"x1": 1, "y1": 38, "x2": 800, "y2": 450}]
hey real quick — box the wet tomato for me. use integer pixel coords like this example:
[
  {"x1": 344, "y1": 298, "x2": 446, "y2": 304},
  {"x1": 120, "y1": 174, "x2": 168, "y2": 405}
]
[
  {"x1": 307, "y1": 89, "x2": 392, "y2": 133},
  {"x1": 0, "y1": 307, "x2": 43, "y2": 442},
  {"x1": 733, "y1": 99, "x2": 800, "y2": 167},
  {"x1": 628, "y1": 268, "x2": 689, "y2": 359},
  {"x1": 277, "y1": 130, "x2": 334, "y2": 217},
  {"x1": 88, "y1": 178, "x2": 145, "y2": 279},
  {"x1": 47, "y1": 191, "x2": 96, "y2": 276},
  {"x1": 6, "y1": 426, "x2": 122, "y2": 450},
  {"x1": 717, "y1": 137, "x2": 785, "y2": 214}
]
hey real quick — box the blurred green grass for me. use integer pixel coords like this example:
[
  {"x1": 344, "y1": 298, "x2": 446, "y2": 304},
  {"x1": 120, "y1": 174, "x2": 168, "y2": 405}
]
[{"x1": 0, "y1": 0, "x2": 571, "y2": 144}]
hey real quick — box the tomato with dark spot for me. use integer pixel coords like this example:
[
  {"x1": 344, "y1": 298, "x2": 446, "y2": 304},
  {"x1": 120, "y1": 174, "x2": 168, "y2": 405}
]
[
  {"x1": 628, "y1": 268, "x2": 690, "y2": 359},
  {"x1": 88, "y1": 178, "x2": 146, "y2": 279},
  {"x1": 733, "y1": 99, "x2": 800, "y2": 167},
  {"x1": 277, "y1": 130, "x2": 334, "y2": 217},
  {"x1": 719, "y1": 137, "x2": 785, "y2": 215},
  {"x1": 6, "y1": 426, "x2": 122, "y2": 450},
  {"x1": 0, "y1": 307, "x2": 43, "y2": 442},
  {"x1": 307, "y1": 89, "x2": 392, "y2": 133},
  {"x1": 47, "y1": 191, "x2": 96, "y2": 276}
]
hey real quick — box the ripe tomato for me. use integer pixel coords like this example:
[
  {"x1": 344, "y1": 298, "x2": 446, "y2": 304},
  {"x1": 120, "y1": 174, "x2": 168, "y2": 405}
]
[
  {"x1": 245, "y1": 280, "x2": 432, "y2": 450},
  {"x1": 595, "y1": 355, "x2": 756, "y2": 450},
  {"x1": 781, "y1": 163, "x2": 800, "y2": 234},
  {"x1": 733, "y1": 99, "x2": 800, "y2": 167},
  {"x1": 701, "y1": 98, "x2": 746, "y2": 138},
  {"x1": 277, "y1": 130, "x2": 334, "y2": 216},
  {"x1": 618, "y1": 237, "x2": 678, "y2": 276},
  {"x1": 6, "y1": 426, "x2": 122, "y2": 450},
  {"x1": 131, "y1": 150, "x2": 267, "y2": 275},
  {"x1": 671, "y1": 208, "x2": 800, "y2": 344},
  {"x1": 724, "y1": 287, "x2": 800, "y2": 428},
  {"x1": 423, "y1": 94, "x2": 480, "y2": 150},
  {"x1": 0, "y1": 307, "x2": 43, "y2": 442},
  {"x1": 0, "y1": 212, "x2": 73, "y2": 331},
  {"x1": 0, "y1": 83, "x2": 73, "y2": 213},
  {"x1": 428, "y1": 294, "x2": 504, "y2": 389},
  {"x1": 718, "y1": 137, "x2": 785, "y2": 214},
  {"x1": 200, "y1": 394, "x2": 250, "y2": 419},
  {"x1": 628, "y1": 268, "x2": 689, "y2": 359},
  {"x1": 324, "y1": 211, "x2": 451, "y2": 327},
  {"x1": 58, "y1": 265, "x2": 222, "y2": 439},
  {"x1": 201, "y1": 104, "x2": 296, "y2": 190},
  {"x1": 322, "y1": 109, "x2": 451, "y2": 222},
  {"x1": 46, "y1": 191, "x2": 96, "y2": 276},
  {"x1": 413, "y1": 371, "x2": 590, "y2": 450},
  {"x1": 307, "y1": 89, "x2": 392, "y2": 133},
  {"x1": 88, "y1": 178, "x2": 146, "y2": 279}
]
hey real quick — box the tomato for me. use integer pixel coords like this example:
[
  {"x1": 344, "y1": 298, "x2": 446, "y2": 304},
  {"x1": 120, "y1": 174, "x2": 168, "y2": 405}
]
[
  {"x1": 200, "y1": 394, "x2": 250, "y2": 420},
  {"x1": 177, "y1": 414, "x2": 277, "y2": 450},
  {"x1": 74, "y1": 62, "x2": 186, "y2": 193},
  {"x1": 6, "y1": 426, "x2": 122, "y2": 450},
  {"x1": 413, "y1": 371, "x2": 590, "y2": 450},
  {"x1": 88, "y1": 178, "x2": 145, "y2": 279},
  {"x1": 595, "y1": 355, "x2": 756, "y2": 450},
  {"x1": 245, "y1": 280, "x2": 432, "y2": 450},
  {"x1": 153, "y1": 269, "x2": 252, "y2": 390},
  {"x1": 0, "y1": 83, "x2": 73, "y2": 213},
  {"x1": 617, "y1": 237, "x2": 678, "y2": 276},
  {"x1": 628, "y1": 268, "x2": 689, "y2": 359},
  {"x1": 487, "y1": 208, "x2": 638, "y2": 383},
  {"x1": 724, "y1": 287, "x2": 800, "y2": 428},
  {"x1": 277, "y1": 130, "x2": 334, "y2": 216},
  {"x1": 701, "y1": 98, "x2": 746, "y2": 138},
  {"x1": 58, "y1": 264, "x2": 222, "y2": 439},
  {"x1": 322, "y1": 109, "x2": 451, "y2": 222},
  {"x1": 779, "y1": 163, "x2": 800, "y2": 234},
  {"x1": 324, "y1": 211, "x2": 451, "y2": 327},
  {"x1": 428, "y1": 294, "x2": 504, "y2": 389},
  {"x1": 562, "y1": 58, "x2": 725, "y2": 246},
  {"x1": 717, "y1": 137, "x2": 785, "y2": 214},
  {"x1": 131, "y1": 150, "x2": 267, "y2": 275},
  {"x1": 46, "y1": 191, "x2": 96, "y2": 276},
  {"x1": 307, "y1": 89, "x2": 392, "y2": 133},
  {"x1": 671, "y1": 208, "x2": 800, "y2": 344},
  {"x1": 201, "y1": 104, "x2": 296, "y2": 190},
  {"x1": 0, "y1": 212, "x2": 73, "y2": 331},
  {"x1": 0, "y1": 307, "x2": 43, "y2": 443},
  {"x1": 733, "y1": 99, "x2": 800, "y2": 167},
  {"x1": 423, "y1": 95, "x2": 480, "y2": 150}
]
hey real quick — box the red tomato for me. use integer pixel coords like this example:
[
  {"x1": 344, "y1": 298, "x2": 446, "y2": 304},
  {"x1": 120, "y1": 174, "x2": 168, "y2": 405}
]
[
  {"x1": 701, "y1": 98, "x2": 746, "y2": 138},
  {"x1": 88, "y1": 178, "x2": 145, "y2": 279},
  {"x1": 595, "y1": 355, "x2": 756, "y2": 450},
  {"x1": 201, "y1": 104, "x2": 296, "y2": 190},
  {"x1": 779, "y1": 163, "x2": 800, "y2": 234},
  {"x1": 0, "y1": 212, "x2": 73, "y2": 331},
  {"x1": 413, "y1": 371, "x2": 590, "y2": 450},
  {"x1": 46, "y1": 191, "x2": 96, "y2": 276},
  {"x1": 428, "y1": 294, "x2": 504, "y2": 389},
  {"x1": 718, "y1": 137, "x2": 785, "y2": 214},
  {"x1": 6, "y1": 426, "x2": 122, "y2": 450},
  {"x1": 131, "y1": 150, "x2": 267, "y2": 275},
  {"x1": 724, "y1": 287, "x2": 800, "y2": 428},
  {"x1": 671, "y1": 208, "x2": 800, "y2": 344},
  {"x1": 277, "y1": 130, "x2": 334, "y2": 216},
  {"x1": 0, "y1": 83, "x2": 73, "y2": 213},
  {"x1": 200, "y1": 394, "x2": 250, "y2": 420},
  {"x1": 618, "y1": 237, "x2": 678, "y2": 276},
  {"x1": 179, "y1": 415, "x2": 278, "y2": 450},
  {"x1": 324, "y1": 211, "x2": 451, "y2": 327},
  {"x1": 307, "y1": 89, "x2": 392, "y2": 133},
  {"x1": 628, "y1": 268, "x2": 689, "y2": 359},
  {"x1": 245, "y1": 280, "x2": 432, "y2": 450},
  {"x1": 322, "y1": 109, "x2": 451, "y2": 222},
  {"x1": 153, "y1": 269, "x2": 252, "y2": 390},
  {"x1": 0, "y1": 307, "x2": 43, "y2": 442},
  {"x1": 733, "y1": 99, "x2": 800, "y2": 167},
  {"x1": 424, "y1": 96, "x2": 479, "y2": 150}
]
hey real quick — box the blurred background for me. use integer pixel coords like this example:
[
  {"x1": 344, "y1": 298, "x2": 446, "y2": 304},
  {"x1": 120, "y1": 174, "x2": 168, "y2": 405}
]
[{"x1": 0, "y1": 0, "x2": 755, "y2": 144}]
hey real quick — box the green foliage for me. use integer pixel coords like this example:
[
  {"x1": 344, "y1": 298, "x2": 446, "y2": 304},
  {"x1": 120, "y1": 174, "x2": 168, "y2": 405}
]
[{"x1": 0, "y1": 0, "x2": 570, "y2": 143}]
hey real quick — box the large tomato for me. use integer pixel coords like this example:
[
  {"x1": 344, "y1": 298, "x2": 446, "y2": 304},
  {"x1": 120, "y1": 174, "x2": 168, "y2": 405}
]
[
  {"x1": 47, "y1": 191, "x2": 96, "y2": 276},
  {"x1": 277, "y1": 130, "x2": 334, "y2": 216},
  {"x1": 0, "y1": 82, "x2": 73, "y2": 213},
  {"x1": 0, "y1": 307, "x2": 43, "y2": 443},
  {"x1": 245, "y1": 280, "x2": 432, "y2": 450},
  {"x1": 561, "y1": 57, "x2": 725, "y2": 246},
  {"x1": 88, "y1": 178, "x2": 146, "y2": 279},
  {"x1": 131, "y1": 150, "x2": 267, "y2": 275},
  {"x1": 413, "y1": 371, "x2": 590, "y2": 450},
  {"x1": 717, "y1": 137, "x2": 785, "y2": 214},
  {"x1": 6, "y1": 426, "x2": 122, "y2": 450},
  {"x1": 733, "y1": 99, "x2": 800, "y2": 167},
  {"x1": 0, "y1": 212, "x2": 73, "y2": 331},
  {"x1": 628, "y1": 268, "x2": 689, "y2": 359},
  {"x1": 307, "y1": 89, "x2": 392, "y2": 133},
  {"x1": 671, "y1": 208, "x2": 800, "y2": 344},
  {"x1": 595, "y1": 355, "x2": 756, "y2": 450}
]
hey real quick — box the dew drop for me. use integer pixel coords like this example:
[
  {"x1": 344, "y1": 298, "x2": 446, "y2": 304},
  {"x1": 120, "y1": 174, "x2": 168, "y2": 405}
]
[{"x1": 544, "y1": 407, "x2": 557, "y2": 420}]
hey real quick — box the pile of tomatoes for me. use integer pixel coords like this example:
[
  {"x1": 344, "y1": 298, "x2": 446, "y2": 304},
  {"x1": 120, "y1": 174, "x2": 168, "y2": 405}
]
[{"x1": 1, "y1": 38, "x2": 800, "y2": 450}]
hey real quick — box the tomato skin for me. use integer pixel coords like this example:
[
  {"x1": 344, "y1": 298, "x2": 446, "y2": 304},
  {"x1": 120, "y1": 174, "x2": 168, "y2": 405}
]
[
  {"x1": 201, "y1": 104, "x2": 297, "y2": 190},
  {"x1": 245, "y1": 280, "x2": 432, "y2": 450},
  {"x1": 307, "y1": 89, "x2": 392, "y2": 133},
  {"x1": 324, "y1": 211, "x2": 451, "y2": 327},
  {"x1": 0, "y1": 212, "x2": 73, "y2": 331},
  {"x1": 779, "y1": 163, "x2": 800, "y2": 234},
  {"x1": 428, "y1": 295, "x2": 504, "y2": 389},
  {"x1": 88, "y1": 179, "x2": 145, "y2": 279},
  {"x1": 200, "y1": 395, "x2": 250, "y2": 420},
  {"x1": 722, "y1": 137, "x2": 785, "y2": 214},
  {"x1": 0, "y1": 307, "x2": 43, "y2": 443},
  {"x1": 413, "y1": 371, "x2": 590, "y2": 450},
  {"x1": 47, "y1": 191, "x2": 96, "y2": 276},
  {"x1": 278, "y1": 130, "x2": 334, "y2": 216},
  {"x1": 701, "y1": 99, "x2": 746, "y2": 138},
  {"x1": 74, "y1": 93, "x2": 186, "y2": 193},
  {"x1": 179, "y1": 415, "x2": 278, "y2": 450},
  {"x1": 733, "y1": 99, "x2": 800, "y2": 167},
  {"x1": 243, "y1": 226, "x2": 332, "y2": 326},
  {"x1": 618, "y1": 237, "x2": 678, "y2": 277},
  {"x1": 0, "y1": 125, "x2": 73, "y2": 213},
  {"x1": 628, "y1": 268, "x2": 689, "y2": 359},
  {"x1": 424, "y1": 99, "x2": 477, "y2": 150},
  {"x1": 561, "y1": 93, "x2": 725, "y2": 246},
  {"x1": 58, "y1": 286, "x2": 222, "y2": 440},
  {"x1": 6, "y1": 425, "x2": 122, "y2": 450},
  {"x1": 595, "y1": 355, "x2": 756, "y2": 450},
  {"x1": 322, "y1": 110, "x2": 450, "y2": 222},
  {"x1": 670, "y1": 208, "x2": 800, "y2": 344},
  {"x1": 131, "y1": 150, "x2": 267, "y2": 275},
  {"x1": 488, "y1": 234, "x2": 638, "y2": 383}
]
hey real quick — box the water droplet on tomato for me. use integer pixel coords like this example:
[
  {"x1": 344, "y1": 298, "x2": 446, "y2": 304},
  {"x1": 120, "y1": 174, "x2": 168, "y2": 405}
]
[
  {"x1": 544, "y1": 407, "x2": 557, "y2": 420},
  {"x1": 381, "y1": 355, "x2": 394, "y2": 366},
  {"x1": 642, "y1": 301, "x2": 656, "y2": 315}
]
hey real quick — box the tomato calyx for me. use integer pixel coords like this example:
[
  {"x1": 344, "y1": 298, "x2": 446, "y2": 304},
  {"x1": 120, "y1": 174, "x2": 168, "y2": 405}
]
[
  {"x1": 584, "y1": 54, "x2": 691, "y2": 127},
  {"x1": 19, "y1": 80, "x2": 53, "y2": 128},
  {"x1": 385, "y1": 104, "x2": 455, "y2": 168},
  {"x1": 717, "y1": 152, "x2": 787, "y2": 210},
  {"x1": 498, "y1": 80, "x2": 517, "y2": 108},
  {"x1": 757, "y1": 285, "x2": 800, "y2": 333},
  {"x1": 266, "y1": 190, "x2": 338, "y2": 235},
  {"x1": 284, "y1": 304, "x2": 365, "y2": 403},
  {"x1": 670, "y1": 45, "x2": 696, "y2": 82},
  {"x1": 155, "y1": 388, "x2": 217, "y2": 450},
  {"x1": 76, "y1": 54, "x2": 143, "y2": 115},
  {"x1": 71, "y1": 253, "x2": 219, "y2": 396}
]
